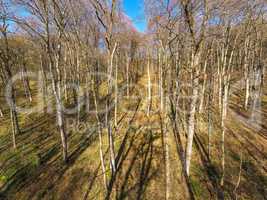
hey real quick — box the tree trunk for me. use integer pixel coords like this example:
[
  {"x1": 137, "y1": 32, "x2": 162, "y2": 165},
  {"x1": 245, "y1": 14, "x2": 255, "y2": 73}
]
[
  {"x1": 208, "y1": 75, "x2": 213, "y2": 159},
  {"x1": 9, "y1": 85, "x2": 20, "y2": 149},
  {"x1": 39, "y1": 55, "x2": 47, "y2": 113},
  {"x1": 21, "y1": 62, "x2": 32, "y2": 102},
  {"x1": 106, "y1": 44, "x2": 117, "y2": 175},
  {"x1": 220, "y1": 80, "x2": 229, "y2": 186},
  {"x1": 147, "y1": 54, "x2": 151, "y2": 116},
  {"x1": 114, "y1": 56, "x2": 118, "y2": 128},
  {"x1": 185, "y1": 53, "x2": 200, "y2": 175},
  {"x1": 164, "y1": 122, "x2": 170, "y2": 200},
  {"x1": 244, "y1": 38, "x2": 250, "y2": 110},
  {"x1": 126, "y1": 55, "x2": 130, "y2": 98},
  {"x1": 49, "y1": 58, "x2": 68, "y2": 163},
  {"x1": 251, "y1": 66, "x2": 262, "y2": 124},
  {"x1": 92, "y1": 79, "x2": 107, "y2": 191},
  {"x1": 0, "y1": 108, "x2": 3, "y2": 117},
  {"x1": 199, "y1": 60, "x2": 207, "y2": 112},
  {"x1": 85, "y1": 76, "x2": 90, "y2": 113},
  {"x1": 76, "y1": 49, "x2": 81, "y2": 124}
]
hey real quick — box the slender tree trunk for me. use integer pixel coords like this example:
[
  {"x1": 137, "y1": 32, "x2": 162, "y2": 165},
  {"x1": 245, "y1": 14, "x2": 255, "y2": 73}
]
[
  {"x1": 56, "y1": 97, "x2": 68, "y2": 163},
  {"x1": 234, "y1": 152, "x2": 243, "y2": 200},
  {"x1": 126, "y1": 55, "x2": 130, "y2": 98},
  {"x1": 147, "y1": 54, "x2": 151, "y2": 116},
  {"x1": 220, "y1": 38, "x2": 235, "y2": 185},
  {"x1": 185, "y1": 53, "x2": 200, "y2": 175},
  {"x1": 199, "y1": 60, "x2": 207, "y2": 112},
  {"x1": 11, "y1": 109, "x2": 18, "y2": 149},
  {"x1": 218, "y1": 65, "x2": 222, "y2": 114},
  {"x1": 10, "y1": 85, "x2": 20, "y2": 149},
  {"x1": 76, "y1": 49, "x2": 81, "y2": 124},
  {"x1": 165, "y1": 58, "x2": 172, "y2": 200},
  {"x1": 245, "y1": 70, "x2": 250, "y2": 110},
  {"x1": 106, "y1": 44, "x2": 117, "y2": 175},
  {"x1": 39, "y1": 54, "x2": 47, "y2": 113},
  {"x1": 164, "y1": 121, "x2": 170, "y2": 200},
  {"x1": 114, "y1": 56, "x2": 118, "y2": 128},
  {"x1": 0, "y1": 108, "x2": 3, "y2": 117},
  {"x1": 1, "y1": 26, "x2": 20, "y2": 148},
  {"x1": 161, "y1": 52, "x2": 165, "y2": 111},
  {"x1": 92, "y1": 79, "x2": 107, "y2": 191},
  {"x1": 85, "y1": 76, "x2": 90, "y2": 113},
  {"x1": 244, "y1": 38, "x2": 250, "y2": 110},
  {"x1": 49, "y1": 57, "x2": 68, "y2": 163},
  {"x1": 251, "y1": 66, "x2": 262, "y2": 123},
  {"x1": 158, "y1": 47, "x2": 164, "y2": 111},
  {"x1": 220, "y1": 80, "x2": 229, "y2": 186},
  {"x1": 63, "y1": 64, "x2": 68, "y2": 104},
  {"x1": 207, "y1": 75, "x2": 213, "y2": 159},
  {"x1": 99, "y1": 123, "x2": 107, "y2": 190}
]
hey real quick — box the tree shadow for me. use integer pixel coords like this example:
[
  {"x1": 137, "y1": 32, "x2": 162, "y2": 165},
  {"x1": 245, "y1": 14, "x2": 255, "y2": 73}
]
[
  {"x1": 194, "y1": 132, "x2": 227, "y2": 200},
  {"x1": 226, "y1": 140, "x2": 267, "y2": 199},
  {"x1": 0, "y1": 110, "x2": 98, "y2": 199},
  {"x1": 115, "y1": 130, "x2": 156, "y2": 200},
  {"x1": 104, "y1": 100, "x2": 141, "y2": 199}
]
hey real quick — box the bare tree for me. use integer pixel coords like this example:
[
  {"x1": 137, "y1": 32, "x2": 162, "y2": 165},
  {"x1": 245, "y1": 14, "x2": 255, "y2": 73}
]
[{"x1": 0, "y1": 1, "x2": 20, "y2": 148}]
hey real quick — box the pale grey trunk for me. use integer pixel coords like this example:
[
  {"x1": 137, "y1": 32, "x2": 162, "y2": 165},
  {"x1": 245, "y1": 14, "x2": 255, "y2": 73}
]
[
  {"x1": 244, "y1": 38, "x2": 250, "y2": 110},
  {"x1": 108, "y1": 122, "x2": 116, "y2": 174},
  {"x1": 56, "y1": 94, "x2": 68, "y2": 163},
  {"x1": 147, "y1": 54, "x2": 151, "y2": 116},
  {"x1": 1, "y1": 23, "x2": 20, "y2": 149},
  {"x1": 207, "y1": 77, "x2": 213, "y2": 159},
  {"x1": 234, "y1": 152, "x2": 243, "y2": 200},
  {"x1": 0, "y1": 108, "x2": 3, "y2": 117},
  {"x1": 221, "y1": 41, "x2": 235, "y2": 185},
  {"x1": 218, "y1": 68, "x2": 222, "y2": 114},
  {"x1": 98, "y1": 123, "x2": 107, "y2": 190},
  {"x1": 185, "y1": 53, "x2": 200, "y2": 175},
  {"x1": 63, "y1": 64, "x2": 68, "y2": 103},
  {"x1": 11, "y1": 109, "x2": 16, "y2": 148},
  {"x1": 220, "y1": 46, "x2": 234, "y2": 186},
  {"x1": 162, "y1": 54, "x2": 171, "y2": 200},
  {"x1": 39, "y1": 56, "x2": 47, "y2": 113},
  {"x1": 126, "y1": 55, "x2": 130, "y2": 98},
  {"x1": 50, "y1": 57, "x2": 68, "y2": 163},
  {"x1": 185, "y1": 74, "x2": 199, "y2": 175},
  {"x1": 250, "y1": 66, "x2": 262, "y2": 124},
  {"x1": 76, "y1": 49, "x2": 81, "y2": 124},
  {"x1": 164, "y1": 123, "x2": 170, "y2": 200},
  {"x1": 92, "y1": 81, "x2": 107, "y2": 190},
  {"x1": 114, "y1": 57, "x2": 118, "y2": 128},
  {"x1": 106, "y1": 44, "x2": 117, "y2": 175},
  {"x1": 245, "y1": 71, "x2": 250, "y2": 110},
  {"x1": 175, "y1": 56, "x2": 181, "y2": 124},
  {"x1": 161, "y1": 53, "x2": 165, "y2": 111},
  {"x1": 220, "y1": 80, "x2": 229, "y2": 186},
  {"x1": 85, "y1": 76, "x2": 90, "y2": 113},
  {"x1": 165, "y1": 65, "x2": 171, "y2": 200},
  {"x1": 158, "y1": 48, "x2": 161, "y2": 99},
  {"x1": 158, "y1": 47, "x2": 164, "y2": 111},
  {"x1": 199, "y1": 60, "x2": 207, "y2": 113}
]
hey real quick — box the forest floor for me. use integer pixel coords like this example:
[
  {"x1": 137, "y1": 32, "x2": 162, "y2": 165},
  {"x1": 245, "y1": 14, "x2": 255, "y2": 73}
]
[{"x1": 0, "y1": 70, "x2": 266, "y2": 200}]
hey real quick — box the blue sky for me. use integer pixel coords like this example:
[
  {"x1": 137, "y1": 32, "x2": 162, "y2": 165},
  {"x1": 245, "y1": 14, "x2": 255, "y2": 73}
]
[
  {"x1": 7, "y1": 0, "x2": 147, "y2": 33},
  {"x1": 123, "y1": 0, "x2": 147, "y2": 32}
]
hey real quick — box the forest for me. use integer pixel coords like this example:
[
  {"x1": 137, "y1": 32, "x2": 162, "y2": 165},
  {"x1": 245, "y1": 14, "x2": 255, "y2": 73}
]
[{"x1": 0, "y1": 0, "x2": 267, "y2": 199}]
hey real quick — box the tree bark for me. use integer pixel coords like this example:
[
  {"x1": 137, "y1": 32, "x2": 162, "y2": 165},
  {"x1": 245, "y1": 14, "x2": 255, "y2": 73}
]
[{"x1": 185, "y1": 53, "x2": 200, "y2": 175}]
